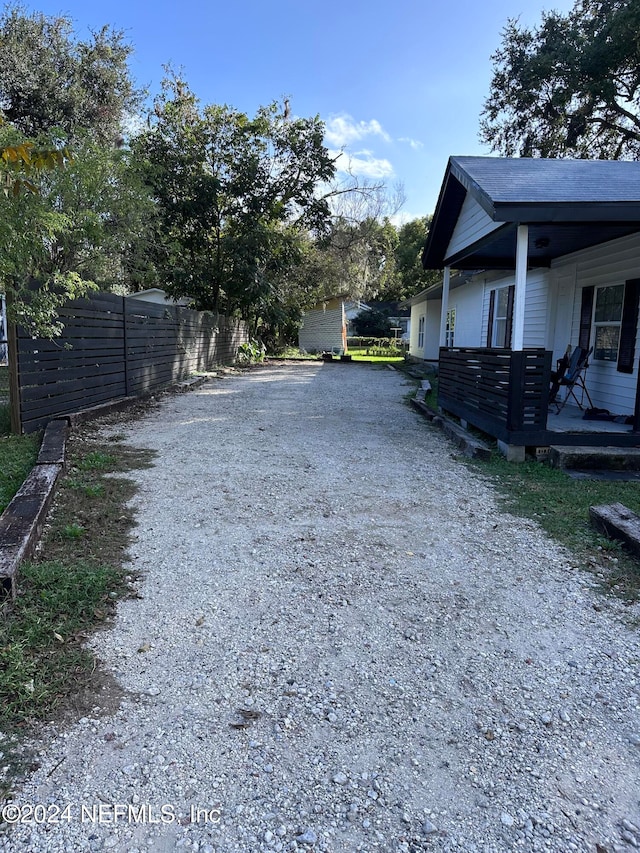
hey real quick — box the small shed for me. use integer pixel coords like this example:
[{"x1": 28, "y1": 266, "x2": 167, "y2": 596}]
[{"x1": 299, "y1": 297, "x2": 348, "y2": 354}]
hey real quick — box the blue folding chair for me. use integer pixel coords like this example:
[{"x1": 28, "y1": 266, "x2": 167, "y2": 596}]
[{"x1": 549, "y1": 346, "x2": 594, "y2": 413}]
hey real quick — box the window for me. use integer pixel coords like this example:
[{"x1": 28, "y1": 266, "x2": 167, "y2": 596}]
[
  {"x1": 494, "y1": 288, "x2": 510, "y2": 347},
  {"x1": 593, "y1": 284, "x2": 624, "y2": 361},
  {"x1": 445, "y1": 308, "x2": 455, "y2": 348},
  {"x1": 487, "y1": 285, "x2": 514, "y2": 348},
  {"x1": 418, "y1": 315, "x2": 425, "y2": 349}
]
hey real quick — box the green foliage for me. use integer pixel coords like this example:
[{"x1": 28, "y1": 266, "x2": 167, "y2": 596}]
[
  {"x1": 312, "y1": 215, "x2": 399, "y2": 304},
  {"x1": 481, "y1": 0, "x2": 640, "y2": 158},
  {"x1": 132, "y1": 74, "x2": 335, "y2": 327},
  {"x1": 0, "y1": 7, "x2": 148, "y2": 338},
  {"x1": 0, "y1": 4, "x2": 141, "y2": 145},
  {"x1": 393, "y1": 217, "x2": 440, "y2": 299},
  {"x1": 236, "y1": 339, "x2": 266, "y2": 364},
  {"x1": 352, "y1": 308, "x2": 393, "y2": 338},
  {"x1": 0, "y1": 131, "x2": 72, "y2": 197},
  {"x1": 0, "y1": 130, "x2": 154, "y2": 336}
]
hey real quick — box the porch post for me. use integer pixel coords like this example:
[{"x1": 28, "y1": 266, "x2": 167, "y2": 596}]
[
  {"x1": 512, "y1": 224, "x2": 528, "y2": 351},
  {"x1": 438, "y1": 265, "x2": 451, "y2": 348}
]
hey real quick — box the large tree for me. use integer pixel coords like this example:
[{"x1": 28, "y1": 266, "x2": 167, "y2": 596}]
[
  {"x1": 480, "y1": 0, "x2": 640, "y2": 159},
  {"x1": 133, "y1": 75, "x2": 336, "y2": 323},
  {"x1": 0, "y1": 7, "x2": 147, "y2": 336},
  {"x1": 0, "y1": 4, "x2": 140, "y2": 145},
  {"x1": 390, "y1": 216, "x2": 440, "y2": 301}
]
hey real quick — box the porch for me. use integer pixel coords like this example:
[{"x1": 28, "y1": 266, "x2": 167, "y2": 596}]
[{"x1": 437, "y1": 347, "x2": 640, "y2": 454}]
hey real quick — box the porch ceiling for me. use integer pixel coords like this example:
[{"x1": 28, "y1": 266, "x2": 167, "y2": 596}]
[{"x1": 447, "y1": 221, "x2": 640, "y2": 270}]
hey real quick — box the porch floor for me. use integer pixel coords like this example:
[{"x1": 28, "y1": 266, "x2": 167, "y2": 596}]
[{"x1": 546, "y1": 403, "x2": 634, "y2": 434}]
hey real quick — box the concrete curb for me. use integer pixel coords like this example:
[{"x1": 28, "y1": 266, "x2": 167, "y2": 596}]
[
  {"x1": 410, "y1": 398, "x2": 492, "y2": 460},
  {"x1": 0, "y1": 419, "x2": 68, "y2": 597},
  {"x1": 0, "y1": 375, "x2": 210, "y2": 598}
]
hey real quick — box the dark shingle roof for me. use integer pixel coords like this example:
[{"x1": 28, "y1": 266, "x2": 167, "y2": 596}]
[
  {"x1": 423, "y1": 156, "x2": 640, "y2": 270},
  {"x1": 452, "y1": 156, "x2": 640, "y2": 206}
]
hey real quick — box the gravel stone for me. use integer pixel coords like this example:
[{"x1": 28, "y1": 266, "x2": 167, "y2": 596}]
[{"x1": 1, "y1": 363, "x2": 639, "y2": 853}]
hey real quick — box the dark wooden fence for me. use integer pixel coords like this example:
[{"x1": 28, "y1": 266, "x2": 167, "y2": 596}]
[
  {"x1": 11, "y1": 293, "x2": 248, "y2": 433},
  {"x1": 438, "y1": 347, "x2": 552, "y2": 445}
]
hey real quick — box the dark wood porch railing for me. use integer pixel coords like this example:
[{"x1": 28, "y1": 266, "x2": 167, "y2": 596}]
[{"x1": 438, "y1": 347, "x2": 552, "y2": 444}]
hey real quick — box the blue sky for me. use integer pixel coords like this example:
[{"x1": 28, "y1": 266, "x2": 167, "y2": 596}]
[{"x1": 28, "y1": 0, "x2": 575, "y2": 222}]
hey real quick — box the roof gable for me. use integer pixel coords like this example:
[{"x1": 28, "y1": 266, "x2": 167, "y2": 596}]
[{"x1": 423, "y1": 156, "x2": 640, "y2": 270}]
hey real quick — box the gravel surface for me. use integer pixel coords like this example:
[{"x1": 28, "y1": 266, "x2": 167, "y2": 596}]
[{"x1": 1, "y1": 362, "x2": 640, "y2": 853}]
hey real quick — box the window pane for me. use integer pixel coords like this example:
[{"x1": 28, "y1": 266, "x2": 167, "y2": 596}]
[
  {"x1": 496, "y1": 288, "x2": 509, "y2": 316},
  {"x1": 494, "y1": 318, "x2": 507, "y2": 348},
  {"x1": 594, "y1": 285, "x2": 623, "y2": 322},
  {"x1": 594, "y1": 325, "x2": 620, "y2": 360}
]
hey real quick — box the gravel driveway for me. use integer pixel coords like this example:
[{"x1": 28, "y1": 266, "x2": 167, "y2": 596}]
[{"x1": 2, "y1": 362, "x2": 640, "y2": 853}]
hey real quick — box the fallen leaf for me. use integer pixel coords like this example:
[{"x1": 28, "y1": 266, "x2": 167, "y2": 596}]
[
  {"x1": 53, "y1": 632, "x2": 65, "y2": 643},
  {"x1": 137, "y1": 642, "x2": 152, "y2": 653},
  {"x1": 195, "y1": 616, "x2": 205, "y2": 627}
]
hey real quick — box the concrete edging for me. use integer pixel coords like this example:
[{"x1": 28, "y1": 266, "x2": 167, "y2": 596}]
[
  {"x1": 0, "y1": 375, "x2": 210, "y2": 598},
  {"x1": 410, "y1": 397, "x2": 492, "y2": 460},
  {"x1": 0, "y1": 419, "x2": 68, "y2": 597}
]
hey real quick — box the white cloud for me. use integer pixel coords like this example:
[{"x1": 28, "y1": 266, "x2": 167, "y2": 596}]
[
  {"x1": 325, "y1": 113, "x2": 392, "y2": 147},
  {"x1": 398, "y1": 137, "x2": 424, "y2": 150},
  {"x1": 389, "y1": 210, "x2": 422, "y2": 227},
  {"x1": 329, "y1": 149, "x2": 395, "y2": 180}
]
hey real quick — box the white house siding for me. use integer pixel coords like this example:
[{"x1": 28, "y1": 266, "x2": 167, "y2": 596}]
[
  {"x1": 424, "y1": 303, "x2": 441, "y2": 360},
  {"x1": 450, "y1": 279, "x2": 484, "y2": 347},
  {"x1": 522, "y1": 270, "x2": 549, "y2": 348},
  {"x1": 408, "y1": 303, "x2": 424, "y2": 357},
  {"x1": 408, "y1": 299, "x2": 440, "y2": 360},
  {"x1": 299, "y1": 304, "x2": 345, "y2": 353},
  {"x1": 553, "y1": 232, "x2": 640, "y2": 414},
  {"x1": 445, "y1": 194, "x2": 502, "y2": 261},
  {"x1": 479, "y1": 271, "x2": 550, "y2": 348}
]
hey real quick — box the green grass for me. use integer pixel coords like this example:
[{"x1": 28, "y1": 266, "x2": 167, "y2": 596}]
[
  {"x1": 0, "y1": 431, "x2": 40, "y2": 513},
  {"x1": 348, "y1": 347, "x2": 404, "y2": 364},
  {"x1": 0, "y1": 435, "x2": 156, "y2": 797},
  {"x1": 0, "y1": 403, "x2": 12, "y2": 436},
  {"x1": 76, "y1": 450, "x2": 115, "y2": 471},
  {"x1": 469, "y1": 452, "x2": 640, "y2": 598},
  {"x1": 0, "y1": 560, "x2": 122, "y2": 722}
]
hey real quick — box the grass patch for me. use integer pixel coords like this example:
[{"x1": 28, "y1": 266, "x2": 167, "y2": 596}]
[
  {"x1": 0, "y1": 432, "x2": 40, "y2": 514},
  {"x1": 469, "y1": 452, "x2": 640, "y2": 599},
  {"x1": 0, "y1": 432, "x2": 156, "y2": 796},
  {"x1": 0, "y1": 403, "x2": 10, "y2": 436},
  {"x1": 348, "y1": 347, "x2": 404, "y2": 364}
]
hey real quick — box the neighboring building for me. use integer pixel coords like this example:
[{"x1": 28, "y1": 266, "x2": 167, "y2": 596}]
[
  {"x1": 366, "y1": 301, "x2": 411, "y2": 341},
  {"x1": 417, "y1": 156, "x2": 640, "y2": 455},
  {"x1": 298, "y1": 297, "x2": 348, "y2": 353},
  {"x1": 344, "y1": 300, "x2": 371, "y2": 337},
  {"x1": 126, "y1": 288, "x2": 192, "y2": 307}
]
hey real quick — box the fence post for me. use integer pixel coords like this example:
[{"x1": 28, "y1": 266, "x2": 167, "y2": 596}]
[
  {"x1": 122, "y1": 296, "x2": 130, "y2": 397},
  {"x1": 506, "y1": 350, "x2": 524, "y2": 432},
  {"x1": 6, "y1": 292, "x2": 22, "y2": 435}
]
